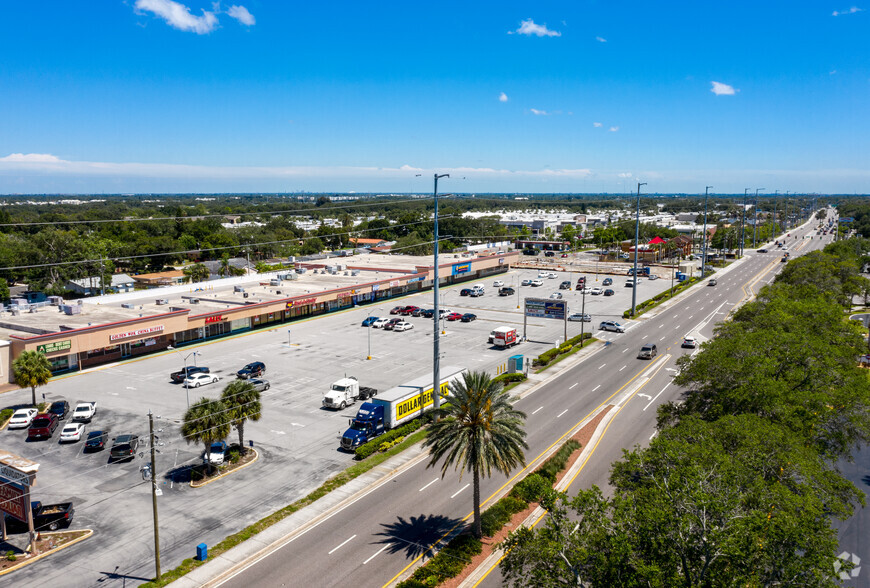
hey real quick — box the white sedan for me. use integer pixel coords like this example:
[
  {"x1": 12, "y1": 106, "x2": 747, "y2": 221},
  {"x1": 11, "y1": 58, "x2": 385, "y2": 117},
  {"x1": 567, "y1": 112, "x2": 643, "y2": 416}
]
[
  {"x1": 393, "y1": 321, "x2": 414, "y2": 332},
  {"x1": 8, "y1": 408, "x2": 38, "y2": 429},
  {"x1": 184, "y1": 373, "x2": 220, "y2": 388},
  {"x1": 59, "y1": 422, "x2": 86, "y2": 443},
  {"x1": 372, "y1": 318, "x2": 390, "y2": 328},
  {"x1": 530, "y1": 279, "x2": 544, "y2": 287},
  {"x1": 493, "y1": 280, "x2": 504, "y2": 288},
  {"x1": 590, "y1": 287, "x2": 603, "y2": 295}
]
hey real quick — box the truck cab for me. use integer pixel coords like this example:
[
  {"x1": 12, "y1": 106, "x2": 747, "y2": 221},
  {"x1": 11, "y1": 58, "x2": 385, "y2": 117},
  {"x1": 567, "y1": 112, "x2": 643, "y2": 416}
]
[
  {"x1": 341, "y1": 403, "x2": 386, "y2": 450},
  {"x1": 323, "y1": 376, "x2": 377, "y2": 410}
]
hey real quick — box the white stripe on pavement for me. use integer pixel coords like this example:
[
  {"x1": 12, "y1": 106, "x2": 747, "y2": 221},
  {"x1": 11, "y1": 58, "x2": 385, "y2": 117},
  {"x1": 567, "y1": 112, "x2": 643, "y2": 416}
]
[
  {"x1": 329, "y1": 535, "x2": 357, "y2": 555},
  {"x1": 451, "y1": 483, "x2": 470, "y2": 499},
  {"x1": 419, "y1": 478, "x2": 438, "y2": 492},
  {"x1": 363, "y1": 544, "x2": 390, "y2": 565}
]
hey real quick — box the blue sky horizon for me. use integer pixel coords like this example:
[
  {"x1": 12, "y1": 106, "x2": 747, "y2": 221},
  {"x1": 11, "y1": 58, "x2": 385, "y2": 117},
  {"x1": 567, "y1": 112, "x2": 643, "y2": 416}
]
[{"x1": 1, "y1": 1, "x2": 868, "y2": 195}]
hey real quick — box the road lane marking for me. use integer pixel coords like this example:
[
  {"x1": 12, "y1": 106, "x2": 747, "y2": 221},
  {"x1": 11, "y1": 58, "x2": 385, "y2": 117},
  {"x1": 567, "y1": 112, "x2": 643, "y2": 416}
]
[
  {"x1": 569, "y1": 383, "x2": 578, "y2": 390},
  {"x1": 592, "y1": 384, "x2": 601, "y2": 391},
  {"x1": 329, "y1": 535, "x2": 357, "y2": 554},
  {"x1": 419, "y1": 478, "x2": 438, "y2": 492},
  {"x1": 598, "y1": 364, "x2": 606, "y2": 369},
  {"x1": 557, "y1": 409, "x2": 568, "y2": 418},
  {"x1": 622, "y1": 348, "x2": 628, "y2": 353},
  {"x1": 659, "y1": 336, "x2": 665, "y2": 341},
  {"x1": 363, "y1": 544, "x2": 390, "y2": 565},
  {"x1": 650, "y1": 430, "x2": 658, "y2": 440},
  {"x1": 532, "y1": 406, "x2": 543, "y2": 415},
  {"x1": 619, "y1": 365, "x2": 626, "y2": 372},
  {"x1": 451, "y1": 483, "x2": 470, "y2": 499}
]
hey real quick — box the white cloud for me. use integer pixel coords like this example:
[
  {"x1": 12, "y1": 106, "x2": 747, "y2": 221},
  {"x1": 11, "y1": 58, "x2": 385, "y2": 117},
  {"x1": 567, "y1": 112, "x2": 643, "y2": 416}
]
[
  {"x1": 710, "y1": 81, "x2": 737, "y2": 95},
  {"x1": 0, "y1": 153, "x2": 65, "y2": 163},
  {"x1": 134, "y1": 0, "x2": 219, "y2": 34},
  {"x1": 513, "y1": 19, "x2": 561, "y2": 37},
  {"x1": 595, "y1": 36, "x2": 607, "y2": 43},
  {"x1": 830, "y1": 69, "x2": 838, "y2": 75},
  {"x1": 609, "y1": 126, "x2": 619, "y2": 132},
  {"x1": 618, "y1": 172, "x2": 632, "y2": 178},
  {"x1": 498, "y1": 92, "x2": 509, "y2": 102},
  {"x1": 530, "y1": 108, "x2": 549, "y2": 116},
  {"x1": 593, "y1": 122, "x2": 602, "y2": 127},
  {"x1": 227, "y1": 5, "x2": 255, "y2": 26},
  {"x1": 832, "y1": 6, "x2": 864, "y2": 15}
]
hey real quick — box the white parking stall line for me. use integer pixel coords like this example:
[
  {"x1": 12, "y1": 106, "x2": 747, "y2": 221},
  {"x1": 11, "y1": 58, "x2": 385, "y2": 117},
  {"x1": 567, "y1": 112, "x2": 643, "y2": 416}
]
[
  {"x1": 532, "y1": 406, "x2": 544, "y2": 415},
  {"x1": 451, "y1": 483, "x2": 470, "y2": 499},
  {"x1": 329, "y1": 535, "x2": 357, "y2": 555},
  {"x1": 363, "y1": 544, "x2": 390, "y2": 565},
  {"x1": 592, "y1": 384, "x2": 601, "y2": 392},
  {"x1": 419, "y1": 478, "x2": 439, "y2": 492},
  {"x1": 556, "y1": 409, "x2": 568, "y2": 418},
  {"x1": 569, "y1": 383, "x2": 578, "y2": 390}
]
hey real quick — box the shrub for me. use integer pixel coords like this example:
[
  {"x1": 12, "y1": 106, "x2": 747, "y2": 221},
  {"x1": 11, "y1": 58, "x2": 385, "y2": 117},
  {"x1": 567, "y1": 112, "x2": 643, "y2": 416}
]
[
  {"x1": 355, "y1": 416, "x2": 425, "y2": 459},
  {"x1": 536, "y1": 439, "x2": 581, "y2": 483},
  {"x1": 402, "y1": 533, "x2": 483, "y2": 587},
  {"x1": 226, "y1": 446, "x2": 241, "y2": 464},
  {"x1": 480, "y1": 495, "x2": 528, "y2": 536},
  {"x1": 511, "y1": 473, "x2": 551, "y2": 503},
  {"x1": 492, "y1": 372, "x2": 527, "y2": 385},
  {"x1": 6, "y1": 550, "x2": 16, "y2": 562},
  {"x1": 0, "y1": 408, "x2": 13, "y2": 422}
]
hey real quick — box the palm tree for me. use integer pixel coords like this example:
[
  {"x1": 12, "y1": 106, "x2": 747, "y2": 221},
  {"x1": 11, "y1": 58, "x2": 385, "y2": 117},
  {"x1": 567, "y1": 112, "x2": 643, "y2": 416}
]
[
  {"x1": 424, "y1": 371, "x2": 528, "y2": 538},
  {"x1": 182, "y1": 397, "x2": 231, "y2": 475},
  {"x1": 13, "y1": 350, "x2": 52, "y2": 406},
  {"x1": 221, "y1": 380, "x2": 262, "y2": 455}
]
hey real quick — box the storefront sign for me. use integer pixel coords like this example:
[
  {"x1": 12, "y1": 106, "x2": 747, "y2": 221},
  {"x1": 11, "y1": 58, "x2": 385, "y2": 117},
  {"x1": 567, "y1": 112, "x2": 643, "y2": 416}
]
[
  {"x1": 0, "y1": 463, "x2": 32, "y2": 487},
  {"x1": 36, "y1": 340, "x2": 71, "y2": 354},
  {"x1": 452, "y1": 262, "x2": 472, "y2": 275},
  {"x1": 371, "y1": 284, "x2": 380, "y2": 292},
  {"x1": 390, "y1": 280, "x2": 400, "y2": 287},
  {"x1": 205, "y1": 315, "x2": 225, "y2": 324},
  {"x1": 286, "y1": 297, "x2": 317, "y2": 309},
  {"x1": 0, "y1": 481, "x2": 27, "y2": 522},
  {"x1": 499, "y1": 258, "x2": 505, "y2": 264},
  {"x1": 109, "y1": 325, "x2": 164, "y2": 342}
]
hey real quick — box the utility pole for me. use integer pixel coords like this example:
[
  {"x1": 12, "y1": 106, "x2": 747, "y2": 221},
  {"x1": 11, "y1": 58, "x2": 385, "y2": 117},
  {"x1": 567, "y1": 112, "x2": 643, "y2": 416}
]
[
  {"x1": 773, "y1": 190, "x2": 779, "y2": 239},
  {"x1": 631, "y1": 182, "x2": 646, "y2": 317},
  {"x1": 99, "y1": 255, "x2": 105, "y2": 297},
  {"x1": 752, "y1": 188, "x2": 765, "y2": 248},
  {"x1": 432, "y1": 173, "x2": 449, "y2": 413},
  {"x1": 579, "y1": 288, "x2": 587, "y2": 344},
  {"x1": 740, "y1": 188, "x2": 749, "y2": 257},
  {"x1": 148, "y1": 411, "x2": 161, "y2": 581},
  {"x1": 701, "y1": 186, "x2": 712, "y2": 278},
  {"x1": 784, "y1": 191, "x2": 789, "y2": 231}
]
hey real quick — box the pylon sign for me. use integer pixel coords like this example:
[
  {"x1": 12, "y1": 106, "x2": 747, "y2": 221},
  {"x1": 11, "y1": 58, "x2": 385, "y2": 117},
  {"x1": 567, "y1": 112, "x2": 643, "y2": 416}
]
[{"x1": 524, "y1": 298, "x2": 567, "y2": 320}]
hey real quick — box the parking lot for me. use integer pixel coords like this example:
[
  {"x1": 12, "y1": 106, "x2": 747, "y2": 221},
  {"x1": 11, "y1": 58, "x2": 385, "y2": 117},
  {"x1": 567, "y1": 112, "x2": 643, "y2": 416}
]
[{"x1": 0, "y1": 265, "x2": 677, "y2": 586}]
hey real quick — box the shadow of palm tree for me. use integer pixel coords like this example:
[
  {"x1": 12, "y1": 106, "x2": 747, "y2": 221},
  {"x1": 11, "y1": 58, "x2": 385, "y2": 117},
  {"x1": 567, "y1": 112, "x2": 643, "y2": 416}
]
[
  {"x1": 374, "y1": 513, "x2": 465, "y2": 559},
  {"x1": 861, "y1": 474, "x2": 870, "y2": 488},
  {"x1": 164, "y1": 464, "x2": 194, "y2": 483}
]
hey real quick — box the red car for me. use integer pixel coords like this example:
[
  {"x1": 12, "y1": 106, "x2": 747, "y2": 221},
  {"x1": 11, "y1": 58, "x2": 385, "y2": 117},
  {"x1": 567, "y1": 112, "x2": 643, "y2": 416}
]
[
  {"x1": 445, "y1": 312, "x2": 463, "y2": 321},
  {"x1": 399, "y1": 306, "x2": 420, "y2": 316},
  {"x1": 389, "y1": 306, "x2": 406, "y2": 315},
  {"x1": 28, "y1": 413, "x2": 60, "y2": 440}
]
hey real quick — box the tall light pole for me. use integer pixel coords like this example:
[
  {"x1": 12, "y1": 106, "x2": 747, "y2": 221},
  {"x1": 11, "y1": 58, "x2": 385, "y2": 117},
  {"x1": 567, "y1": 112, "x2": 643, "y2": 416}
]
[
  {"x1": 432, "y1": 173, "x2": 449, "y2": 413},
  {"x1": 365, "y1": 309, "x2": 375, "y2": 360},
  {"x1": 784, "y1": 191, "x2": 789, "y2": 231},
  {"x1": 181, "y1": 350, "x2": 201, "y2": 409},
  {"x1": 772, "y1": 189, "x2": 779, "y2": 239},
  {"x1": 630, "y1": 182, "x2": 646, "y2": 317},
  {"x1": 740, "y1": 188, "x2": 749, "y2": 257},
  {"x1": 752, "y1": 188, "x2": 765, "y2": 248},
  {"x1": 701, "y1": 186, "x2": 712, "y2": 278}
]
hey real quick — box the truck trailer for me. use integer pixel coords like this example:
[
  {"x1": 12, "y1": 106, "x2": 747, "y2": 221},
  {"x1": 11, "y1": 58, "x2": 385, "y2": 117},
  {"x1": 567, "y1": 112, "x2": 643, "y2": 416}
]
[{"x1": 340, "y1": 366, "x2": 466, "y2": 450}]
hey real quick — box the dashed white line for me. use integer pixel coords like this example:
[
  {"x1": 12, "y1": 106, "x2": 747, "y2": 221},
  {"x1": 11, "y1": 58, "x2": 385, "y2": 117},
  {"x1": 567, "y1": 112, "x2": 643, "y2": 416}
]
[
  {"x1": 622, "y1": 348, "x2": 628, "y2": 353},
  {"x1": 419, "y1": 478, "x2": 438, "y2": 492},
  {"x1": 598, "y1": 364, "x2": 606, "y2": 370},
  {"x1": 532, "y1": 406, "x2": 544, "y2": 415},
  {"x1": 363, "y1": 545, "x2": 390, "y2": 565},
  {"x1": 329, "y1": 535, "x2": 357, "y2": 554},
  {"x1": 451, "y1": 483, "x2": 470, "y2": 499},
  {"x1": 592, "y1": 384, "x2": 601, "y2": 392},
  {"x1": 569, "y1": 383, "x2": 578, "y2": 390},
  {"x1": 649, "y1": 430, "x2": 658, "y2": 441},
  {"x1": 619, "y1": 365, "x2": 626, "y2": 372},
  {"x1": 659, "y1": 336, "x2": 666, "y2": 341},
  {"x1": 556, "y1": 409, "x2": 568, "y2": 418}
]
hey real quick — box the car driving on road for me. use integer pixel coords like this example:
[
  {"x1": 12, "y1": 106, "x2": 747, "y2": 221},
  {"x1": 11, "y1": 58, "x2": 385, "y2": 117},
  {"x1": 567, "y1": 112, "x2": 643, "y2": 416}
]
[
  {"x1": 599, "y1": 320, "x2": 625, "y2": 333},
  {"x1": 568, "y1": 313, "x2": 591, "y2": 322},
  {"x1": 638, "y1": 343, "x2": 658, "y2": 359},
  {"x1": 682, "y1": 336, "x2": 697, "y2": 348}
]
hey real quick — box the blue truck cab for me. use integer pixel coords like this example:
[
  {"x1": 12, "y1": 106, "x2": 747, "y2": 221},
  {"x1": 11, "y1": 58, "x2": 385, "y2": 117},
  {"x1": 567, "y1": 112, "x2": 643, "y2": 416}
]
[{"x1": 341, "y1": 403, "x2": 385, "y2": 450}]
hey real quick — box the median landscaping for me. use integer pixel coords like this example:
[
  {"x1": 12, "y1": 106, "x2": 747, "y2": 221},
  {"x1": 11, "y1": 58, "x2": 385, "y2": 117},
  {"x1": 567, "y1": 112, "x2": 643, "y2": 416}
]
[
  {"x1": 622, "y1": 275, "x2": 701, "y2": 319},
  {"x1": 533, "y1": 331, "x2": 594, "y2": 372}
]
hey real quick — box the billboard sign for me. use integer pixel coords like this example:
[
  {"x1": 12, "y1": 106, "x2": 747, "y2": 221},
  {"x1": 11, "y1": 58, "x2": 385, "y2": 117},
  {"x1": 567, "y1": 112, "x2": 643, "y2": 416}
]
[
  {"x1": 0, "y1": 480, "x2": 27, "y2": 522},
  {"x1": 524, "y1": 298, "x2": 567, "y2": 320}
]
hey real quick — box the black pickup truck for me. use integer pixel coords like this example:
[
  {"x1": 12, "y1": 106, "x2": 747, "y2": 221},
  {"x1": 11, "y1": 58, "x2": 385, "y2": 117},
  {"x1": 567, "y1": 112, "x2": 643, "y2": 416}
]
[
  {"x1": 4, "y1": 501, "x2": 75, "y2": 532},
  {"x1": 170, "y1": 366, "x2": 210, "y2": 383}
]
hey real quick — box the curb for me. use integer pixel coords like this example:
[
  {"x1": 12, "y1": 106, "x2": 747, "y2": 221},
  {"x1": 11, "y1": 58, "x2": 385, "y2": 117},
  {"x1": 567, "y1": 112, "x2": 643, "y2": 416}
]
[
  {"x1": 0, "y1": 529, "x2": 94, "y2": 578},
  {"x1": 190, "y1": 448, "x2": 260, "y2": 489}
]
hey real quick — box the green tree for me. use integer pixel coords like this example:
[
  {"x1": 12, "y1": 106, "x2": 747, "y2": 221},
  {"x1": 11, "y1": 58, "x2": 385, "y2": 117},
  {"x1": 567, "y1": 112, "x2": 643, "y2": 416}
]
[
  {"x1": 183, "y1": 263, "x2": 210, "y2": 283},
  {"x1": 424, "y1": 371, "x2": 528, "y2": 538},
  {"x1": 221, "y1": 380, "x2": 262, "y2": 455},
  {"x1": 182, "y1": 397, "x2": 231, "y2": 474},
  {"x1": 12, "y1": 350, "x2": 52, "y2": 406},
  {"x1": 0, "y1": 278, "x2": 9, "y2": 302}
]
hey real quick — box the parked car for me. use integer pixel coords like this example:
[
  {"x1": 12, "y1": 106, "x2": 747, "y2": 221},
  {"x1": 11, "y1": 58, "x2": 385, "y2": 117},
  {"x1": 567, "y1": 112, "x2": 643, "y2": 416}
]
[
  {"x1": 411, "y1": 307, "x2": 427, "y2": 317},
  {"x1": 249, "y1": 378, "x2": 271, "y2": 392},
  {"x1": 707, "y1": 278, "x2": 717, "y2": 286},
  {"x1": 602, "y1": 278, "x2": 613, "y2": 286},
  {"x1": 549, "y1": 292, "x2": 563, "y2": 300},
  {"x1": 625, "y1": 280, "x2": 636, "y2": 288},
  {"x1": 361, "y1": 316, "x2": 379, "y2": 327},
  {"x1": 420, "y1": 309, "x2": 436, "y2": 318},
  {"x1": 171, "y1": 366, "x2": 210, "y2": 383},
  {"x1": 580, "y1": 287, "x2": 592, "y2": 294},
  {"x1": 530, "y1": 279, "x2": 543, "y2": 287},
  {"x1": 547, "y1": 272, "x2": 558, "y2": 279},
  {"x1": 72, "y1": 402, "x2": 97, "y2": 423},
  {"x1": 8, "y1": 408, "x2": 39, "y2": 429},
  {"x1": 446, "y1": 312, "x2": 464, "y2": 321},
  {"x1": 460, "y1": 313, "x2": 477, "y2": 322},
  {"x1": 599, "y1": 320, "x2": 625, "y2": 333},
  {"x1": 493, "y1": 280, "x2": 504, "y2": 288},
  {"x1": 237, "y1": 361, "x2": 266, "y2": 379},
  {"x1": 603, "y1": 288, "x2": 615, "y2": 296},
  {"x1": 372, "y1": 317, "x2": 390, "y2": 328},
  {"x1": 590, "y1": 287, "x2": 603, "y2": 295},
  {"x1": 681, "y1": 336, "x2": 697, "y2": 349},
  {"x1": 59, "y1": 422, "x2": 86, "y2": 443},
  {"x1": 28, "y1": 413, "x2": 60, "y2": 440},
  {"x1": 84, "y1": 430, "x2": 110, "y2": 452},
  {"x1": 460, "y1": 288, "x2": 473, "y2": 296},
  {"x1": 469, "y1": 288, "x2": 484, "y2": 297},
  {"x1": 648, "y1": 274, "x2": 659, "y2": 280},
  {"x1": 398, "y1": 306, "x2": 419, "y2": 316},
  {"x1": 638, "y1": 343, "x2": 658, "y2": 359},
  {"x1": 568, "y1": 313, "x2": 592, "y2": 322},
  {"x1": 559, "y1": 281, "x2": 572, "y2": 290},
  {"x1": 521, "y1": 279, "x2": 532, "y2": 286},
  {"x1": 758, "y1": 248, "x2": 768, "y2": 253},
  {"x1": 389, "y1": 306, "x2": 406, "y2": 315},
  {"x1": 48, "y1": 400, "x2": 70, "y2": 420},
  {"x1": 110, "y1": 434, "x2": 140, "y2": 461},
  {"x1": 561, "y1": 253, "x2": 569, "y2": 258},
  {"x1": 203, "y1": 441, "x2": 227, "y2": 466},
  {"x1": 184, "y1": 373, "x2": 220, "y2": 388},
  {"x1": 383, "y1": 317, "x2": 403, "y2": 330},
  {"x1": 499, "y1": 287, "x2": 515, "y2": 296},
  {"x1": 393, "y1": 321, "x2": 414, "y2": 332}
]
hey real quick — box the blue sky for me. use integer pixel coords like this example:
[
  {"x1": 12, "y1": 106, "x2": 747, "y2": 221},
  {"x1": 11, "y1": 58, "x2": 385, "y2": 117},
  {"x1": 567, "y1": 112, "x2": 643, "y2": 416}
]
[{"x1": 1, "y1": 1, "x2": 868, "y2": 194}]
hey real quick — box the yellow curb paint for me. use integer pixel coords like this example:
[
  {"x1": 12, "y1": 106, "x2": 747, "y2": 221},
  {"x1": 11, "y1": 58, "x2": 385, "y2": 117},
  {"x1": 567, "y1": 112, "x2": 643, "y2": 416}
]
[{"x1": 0, "y1": 529, "x2": 94, "y2": 578}]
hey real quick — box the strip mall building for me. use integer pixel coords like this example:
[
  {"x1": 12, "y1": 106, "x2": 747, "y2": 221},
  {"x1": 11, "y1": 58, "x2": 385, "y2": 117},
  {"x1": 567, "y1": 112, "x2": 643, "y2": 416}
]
[{"x1": 0, "y1": 251, "x2": 517, "y2": 382}]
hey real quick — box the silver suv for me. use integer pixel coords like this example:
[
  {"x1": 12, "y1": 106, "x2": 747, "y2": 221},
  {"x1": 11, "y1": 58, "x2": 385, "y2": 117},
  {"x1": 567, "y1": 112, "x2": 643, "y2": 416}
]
[
  {"x1": 599, "y1": 321, "x2": 625, "y2": 333},
  {"x1": 638, "y1": 343, "x2": 658, "y2": 359}
]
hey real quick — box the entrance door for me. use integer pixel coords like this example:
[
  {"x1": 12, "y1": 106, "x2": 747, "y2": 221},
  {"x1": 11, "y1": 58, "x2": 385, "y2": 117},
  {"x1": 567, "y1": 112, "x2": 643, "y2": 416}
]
[{"x1": 121, "y1": 342, "x2": 132, "y2": 357}]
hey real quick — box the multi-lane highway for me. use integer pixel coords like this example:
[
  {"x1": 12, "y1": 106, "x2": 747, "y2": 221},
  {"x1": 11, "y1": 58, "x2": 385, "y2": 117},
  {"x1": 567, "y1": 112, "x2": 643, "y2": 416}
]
[{"x1": 200, "y1": 216, "x2": 833, "y2": 588}]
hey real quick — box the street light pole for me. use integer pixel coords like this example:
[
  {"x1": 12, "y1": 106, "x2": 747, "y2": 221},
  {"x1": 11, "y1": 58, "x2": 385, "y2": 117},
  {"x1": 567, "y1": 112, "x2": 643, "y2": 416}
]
[
  {"x1": 701, "y1": 186, "x2": 712, "y2": 278},
  {"x1": 773, "y1": 190, "x2": 779, "y2": 239},
  {"x1": 432, "y1": 173, "x2": 449, "y2": 414},
  {"x1": 753, "y1": 188, "x2": 765, "y2": 248},
  {"x1": 631, "y1": 182, "x2": 646, "y2": 318},
  {"x1": 148, "y1": 410, "x2": 161, "y2": 581},
  {"x1": 784, "y1": 191, "x2": 789, "y2": 231},
  {"x1": 365, "y1": 309, "x2": 374, "y2": 360},
  {"x1": 740, "y1": 188, "x2": 749, "y2": 257}
]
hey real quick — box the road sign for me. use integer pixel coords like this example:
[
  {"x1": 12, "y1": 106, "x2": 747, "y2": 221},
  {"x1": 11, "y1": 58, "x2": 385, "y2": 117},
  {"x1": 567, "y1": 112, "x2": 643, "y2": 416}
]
[
  {"x1": 524, "y1": 298, "x2": 567, "y2": 320},
  {"x1": 0, "y1": 481, "x2": 27, "y2": 522}
]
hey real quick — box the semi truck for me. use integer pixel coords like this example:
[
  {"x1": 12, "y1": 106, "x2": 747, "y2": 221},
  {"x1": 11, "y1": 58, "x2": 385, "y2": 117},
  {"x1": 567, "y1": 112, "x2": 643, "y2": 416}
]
[
  {"x1": 488, "y1": 326, "x2": 520, "y2": 349},
  {"x1": 322, "y1": 376, "x2": 378, "y2": 410},
  {"x1": 340, "y1": 366, "x2": 466, "y2": 451}
]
